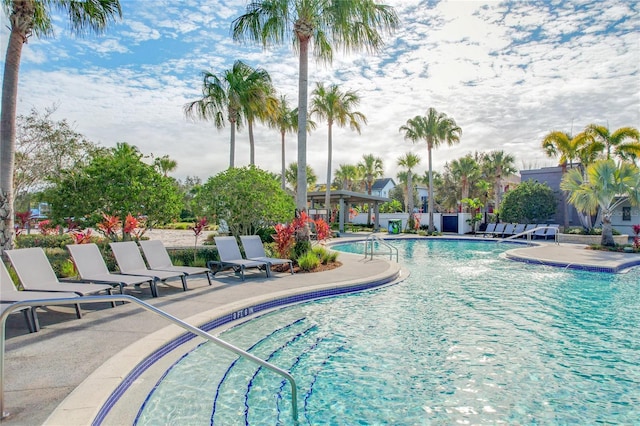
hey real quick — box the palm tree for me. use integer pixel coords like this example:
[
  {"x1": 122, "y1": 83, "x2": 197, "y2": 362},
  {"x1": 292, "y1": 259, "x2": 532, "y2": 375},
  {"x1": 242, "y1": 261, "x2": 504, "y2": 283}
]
[
  {"x1": 583, "y1": 124, "x2": 640, "y2": 164},
  {"x1": 358, "y1": 153, "x2": 384, "y2": 225},
  {"x1": 399, "y1": 108, "x2": 462, "y2": 232},
  {"x1": 232, "y1": 1, "x2": 398, "y2": 212},
  {"x1": 541, "y1": 130, "x2": 592, "y2": 228},
  {"x1": 310, "y1": 82, "x2": 366, "y2": 211},
  {"x1": 561, "y1": 159, "x2": 640, "y2": 246},
  {"x1": 481, "y1": 150, "x2": 516, "y2": 214},
  {"x1": 268, "y1": 96, "x2": 299, "y2": 190},
  {"x1": 449, "y1": 154, "x2": 480, "y2": 208},
  {"x1": 334, "y1": 164, "x2": 360, "y2": 191},
  {"x1": 284, "y1": 162, "x2": 317, "y2": 198},
  {"x1": 397, "y1": 153, "x2": 421, "y2": 213},
  {"x1": 1, "y1": 0, "x2": 122, "y2": 252},
  {"x1": 184, "y1": 60, "x2": 272, "y2": 168},
  {"x1": 153, "y1": 155, "x2": 177, "y2": 177}
]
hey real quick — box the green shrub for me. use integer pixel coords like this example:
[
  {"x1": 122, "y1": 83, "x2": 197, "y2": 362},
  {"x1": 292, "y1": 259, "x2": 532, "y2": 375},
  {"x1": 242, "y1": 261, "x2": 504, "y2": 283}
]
[
  {"x1": 59, "y1": 259, "x2": 77, "y2": 278},
  {"x1": 16, "y1": 234, "x2": 73, "y2": 248},
  {"x1": 311, "y1": 246, "x2": 338, "y2": 264},
  {"x1": 166, "y1": 247, "x2": 219, "y2": 266},
  {"x1": 293, "y1": 240, "x2": 311, "y2": 260},
  {"x1": 297, "y1": 251, "x2": 320, "y2": 271}
]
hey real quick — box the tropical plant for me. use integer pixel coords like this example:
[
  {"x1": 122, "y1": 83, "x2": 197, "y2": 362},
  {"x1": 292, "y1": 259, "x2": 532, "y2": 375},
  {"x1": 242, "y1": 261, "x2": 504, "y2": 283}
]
[
  {"x1": 268, "y1": 95, "x2": 299, "y2": 190},
  {"x1": 333, "y1": 164, "x2": 361, "y2": 191},
  {"x1": 481, "y1": 150, "x2": 516, "y2": 213},
  {"x1": 194, "y1": 166, "x2": 295, "y2": 236},
  {"x1": 232, "y1": 0, "x2": 398, "y2": 211},
  {"x1": 633, "y1": 224, "x2": 640, "y2": 250},
  {"x1": 397, "y1": 152, "x2": 421, "y2": 213},
  {"x1": 561, "y1": 159, "x2": 640, "y2": 246},
  {"x1": 153, "y1": 155, "x2": 178, "y2": 177},
  {"x1": 1, "y1": 0, "x2": 122, "y2": 252},
  {"x1": 190, "y1": 217, "x2": 208, "y2": 262},
  {"x1": 583, "y1": 124, "x2": 640, "y2": 163},
  {"x1": 399, "y1": 108, "x2": 462, "y2": 232},
  {"x1": 284, "y1": 162, "x2": 317, "y2": 197},
  {"x1": 310, "y1": 82, "x2": 367, "y2": 210},
  {"x1": 184, "y1": 60, "x2": 274, "y2": 167},
  {"x1": 500, "y1": 180, "x2": 557, "y2": 224},
  {"x1": 450, "y1": 154, "x2": 480, "y2": 206},
  {"x1": 461, "y1": 197, "x2": 483, "y2": 234},
  {"x1": 358, "y1": 153, "x2": 384, "y2": 225}
]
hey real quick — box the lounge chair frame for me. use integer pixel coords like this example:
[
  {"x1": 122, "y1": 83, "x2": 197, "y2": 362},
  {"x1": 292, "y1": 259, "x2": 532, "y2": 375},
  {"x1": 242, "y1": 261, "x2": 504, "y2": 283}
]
[
  {"x1": 208, "y1": 236, "x2": 270, "y2": 281},
  {"x1": 240, "y1": 235, "x2": 294, "y2": 275}
]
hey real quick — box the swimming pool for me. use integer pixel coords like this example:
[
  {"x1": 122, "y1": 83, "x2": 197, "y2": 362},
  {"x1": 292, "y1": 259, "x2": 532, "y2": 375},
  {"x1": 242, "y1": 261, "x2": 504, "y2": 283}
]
[{"x1": 135, "y1": 239, "x2": 640, "y2": 424}]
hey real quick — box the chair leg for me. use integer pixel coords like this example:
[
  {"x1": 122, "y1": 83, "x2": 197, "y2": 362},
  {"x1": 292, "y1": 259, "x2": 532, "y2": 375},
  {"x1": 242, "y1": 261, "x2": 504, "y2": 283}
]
[
  {"x1": 180, "y1": 275, "x2": 188, "y2": 291},
  {"x1": 206, "y1": 271, "x2": 213, "y2": 286},
  {"x1": 74, "y1": 303, "x2": 83, "y2": 319},
  {"x1": 108, "y1": 288, "x2": 117, "y2": 308},
  {"x1": 151, "y1": 279, "x2": 159, "y2": 297},
  {"x1": 23, "y1": 308, "x2": 36, "y2": 333},
  {"x1": 289, "y1": 262, "x2": 294, "y2": 275},
  {"x1": 31, "y1": 308, "x2": 40, "y2": 332}
]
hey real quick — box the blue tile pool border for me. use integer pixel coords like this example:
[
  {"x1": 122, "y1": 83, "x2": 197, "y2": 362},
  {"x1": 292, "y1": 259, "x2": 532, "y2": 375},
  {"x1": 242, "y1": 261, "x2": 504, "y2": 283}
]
[{"x1": 92, "y1": 269, "x2": 401, "y2": 426}]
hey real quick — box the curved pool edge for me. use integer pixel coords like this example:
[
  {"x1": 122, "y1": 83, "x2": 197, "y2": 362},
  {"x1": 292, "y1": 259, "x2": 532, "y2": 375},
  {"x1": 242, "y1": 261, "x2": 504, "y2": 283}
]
[{"x1": 44, "y1": 252, "x2": 403, "y2": 426}]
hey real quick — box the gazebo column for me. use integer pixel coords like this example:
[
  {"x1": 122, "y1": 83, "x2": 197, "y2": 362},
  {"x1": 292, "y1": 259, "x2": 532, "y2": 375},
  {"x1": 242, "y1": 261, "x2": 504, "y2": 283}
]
[
  {"x1": 374, "y1": 202, "x2": 380, "y2": 232},
  {"x1": 339, "y1": 197, "x2": 345, "y2": 233}
]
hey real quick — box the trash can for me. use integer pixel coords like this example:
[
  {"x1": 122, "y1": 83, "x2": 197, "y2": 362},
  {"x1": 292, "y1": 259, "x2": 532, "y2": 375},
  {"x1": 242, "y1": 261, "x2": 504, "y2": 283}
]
[{"x1": 388, "y1": 219, "x2": 402, "y2": 234}]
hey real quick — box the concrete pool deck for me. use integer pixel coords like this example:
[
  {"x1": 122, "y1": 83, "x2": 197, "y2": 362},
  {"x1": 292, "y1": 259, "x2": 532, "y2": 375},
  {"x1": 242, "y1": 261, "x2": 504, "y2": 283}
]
[{"x1": 1, "y1": 234, "x2": 638, "y2": 425}]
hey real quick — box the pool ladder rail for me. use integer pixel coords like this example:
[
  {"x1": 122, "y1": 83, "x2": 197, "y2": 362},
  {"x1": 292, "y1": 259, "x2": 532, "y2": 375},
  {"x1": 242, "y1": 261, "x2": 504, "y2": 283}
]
[
  {"x1": 0, "y1": 295, "x2": 299, "y2": 424},
  {"x1": 495, "y1": 225, "x2": 560, "y2": 245},
  {"x1": 364, "y1": 233, "x2": 399, "y2": 262}
]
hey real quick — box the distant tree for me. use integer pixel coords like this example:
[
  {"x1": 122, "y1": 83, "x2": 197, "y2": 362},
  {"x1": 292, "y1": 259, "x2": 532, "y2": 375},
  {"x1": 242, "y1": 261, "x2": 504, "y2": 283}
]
[
  {"x1": 284, "y1": 162, "x2": 317, "y2": 198},
  {"x1": 449, "y1": 154, "x2": 480, "y2": 209},
  {"x1": 311, "y1": 82, "x2": 366, "y2": 210},
  {"x1": 268, "y1": 95, "x2": 299, "y2": 190},
  {"x1": 481, "y1": 150, "x2": 517, "y2": 212},
  {"x1": 561, "y1": 159, "x2": 640, "y2": 246},
  {"x1": 153, "y1": 154, "x2": 178, "y2": 177},
  {"x1": 44, "y1": 143, "x2": 182, "y2": 233},
  {"x1": 400, "y1": 108, "x2": 462, "y2": 232},
  {"x1": 500, "y1": 180, "x2": 556, "y2": 224},
  {"x1": 1, "y1": 0, "x2": 122, "y2": 251},
  {"x1": 333, "y1": 163, "x2": 361, "y2": 191},
  {"x1": 194, "y1": 166, "x2": 295, "y2": 236},
  {"x1": 358, "y1": 153, "x2": 384, "y2": 225},
  {"x1": 14, "y1": 106, "x2": 103, "y2": 207},
  {"x1": 397, "y1": 152, "x2": 421, "y2": 213},
  {"x1": 232, "y1": 0, "x2": 399, "y2": 212}
]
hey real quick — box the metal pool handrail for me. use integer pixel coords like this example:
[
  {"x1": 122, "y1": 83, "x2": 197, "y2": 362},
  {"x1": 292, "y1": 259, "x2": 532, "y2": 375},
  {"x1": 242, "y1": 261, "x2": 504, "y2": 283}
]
[
  {"x1": 0, "y1": 295, "x2": 299, "y2": 423},
  {"x1": 364, "y1": 233, "x2": 399, "y2": 262},
  {"x1": 496, "y1": 226, "x2": 560, "y2": 245}
]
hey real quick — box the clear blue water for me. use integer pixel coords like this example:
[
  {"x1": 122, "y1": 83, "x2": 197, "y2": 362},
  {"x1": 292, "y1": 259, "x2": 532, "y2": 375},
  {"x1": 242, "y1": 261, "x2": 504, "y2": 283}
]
[{"x1": 136, "y1": 240, "x2": 640, "y2": 425}]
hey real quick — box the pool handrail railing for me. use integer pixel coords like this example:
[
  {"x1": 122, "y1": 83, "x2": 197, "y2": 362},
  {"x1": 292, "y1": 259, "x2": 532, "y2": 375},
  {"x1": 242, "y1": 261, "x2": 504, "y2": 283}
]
[
  {"x1": 0, "y1": 295, "x2": 299, "y2": 423},
  {"x1": 364, "y1": 233, "x2": 399, "y2": 262}
]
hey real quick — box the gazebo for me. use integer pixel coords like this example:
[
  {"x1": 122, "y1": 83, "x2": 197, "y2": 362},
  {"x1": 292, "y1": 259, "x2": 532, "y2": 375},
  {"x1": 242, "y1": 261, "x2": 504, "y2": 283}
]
[{"x1": 306, "y1": 190, "x2": 390, "y2": 233}]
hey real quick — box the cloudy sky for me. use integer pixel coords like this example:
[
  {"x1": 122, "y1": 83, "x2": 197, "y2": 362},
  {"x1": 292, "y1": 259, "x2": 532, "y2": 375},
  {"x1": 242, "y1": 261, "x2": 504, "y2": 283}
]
[{"x1": 2, "y1": 0, "x2": 638, "y2": 184}]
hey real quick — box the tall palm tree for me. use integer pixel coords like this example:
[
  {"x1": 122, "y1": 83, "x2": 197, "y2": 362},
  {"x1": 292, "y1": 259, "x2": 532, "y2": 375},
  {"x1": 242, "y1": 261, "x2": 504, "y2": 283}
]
[
  {"x1": 333, "y1": 164, "x2": 360, "y2": 191},
  {"x1": 284, "y1": 162, "x2": 317, "y2": 198},
  {"x1": 232, "y1": 1, "x2": 398, "y2": 212},
  {"x1": 583, "y1": 124, "x2": 640, "y2": 164},
  {"x1": 310, "y1": 82, "x2": 367, "y2": 211},
  {"x1": 397, "y1": 152, "x2": 421, "y2": 213},
  {"x1": 184, "y1": 60, "x2": 272, "y2": 168},
  {"x1": 541, "y1": 130, "x2": 592, "y2": 228},
  {"x1": 482, "y1": 150, "x2": 516, "y2": 213},
  {"x1": 561, "y1": 159, "x2": 640, "y2": 246},
  {"x1": 358, "y1": 153, "x2": 384, "y2": 225},
  {"x1": 449, "y1": 154, "x2": 480, "y2": 207},
  {"x1": 399, "y1": 108, "x2": 462, "y2": 232},
  {"x1": 1, "y1": 0, "x2": 122, "y2": 252}
]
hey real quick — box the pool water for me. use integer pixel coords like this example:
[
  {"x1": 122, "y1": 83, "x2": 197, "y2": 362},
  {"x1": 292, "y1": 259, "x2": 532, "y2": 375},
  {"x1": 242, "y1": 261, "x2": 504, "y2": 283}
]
[{"x1": 136, "y1": 240, "x2": 640, "y2": 425}]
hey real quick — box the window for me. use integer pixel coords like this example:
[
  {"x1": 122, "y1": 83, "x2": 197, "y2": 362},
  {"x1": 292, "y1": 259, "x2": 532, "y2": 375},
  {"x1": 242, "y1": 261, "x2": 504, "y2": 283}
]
[{"x1": 622, "y1": 207, "x2": 631, "y2": 221}]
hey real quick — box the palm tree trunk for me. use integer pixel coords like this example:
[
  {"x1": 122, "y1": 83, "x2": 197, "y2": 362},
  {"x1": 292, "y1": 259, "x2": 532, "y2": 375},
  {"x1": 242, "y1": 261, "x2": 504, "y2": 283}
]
[
  {"x1": 248, "y1": 119, "x2": 255, "y2": 165},
  {"x1": 324, "y1": 123, "x2": 332, "y2": 211},
  {"x1": 296, "y1": 37, "x2": 309, "y2": 212},
  {"x1": 1, "y1": 27, "x2": 25, "y2": 251},
  {"x1": 281, "y1": 130, "x2": 286, "y2": 190},
  {"x1": 407, "y1": 171, "x2": 414, "y2": 213},
  {"x1": 427, "y1": 145, "x2": 435, "y2": 233},
  {"x1": 601, "y1": 213, "x2": 615, "y2": 246},
  {"x1": 229, "y1": 122, "x2": 236, "y2": 168}
]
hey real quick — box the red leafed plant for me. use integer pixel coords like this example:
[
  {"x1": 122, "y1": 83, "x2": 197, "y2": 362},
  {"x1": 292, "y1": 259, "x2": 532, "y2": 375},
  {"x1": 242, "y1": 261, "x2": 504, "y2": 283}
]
[
  {"x1": 71, "y1": 228, "x2": 93, "y2": 244},
  {"x1": 313, "y1": 218, "x2": 331, "y2": 242},
  {"x1": 14, "y1": 211, "x2": 31, "y2": 236},
  {"x1": 97, "y1": 213, "x2": 121, "y2": 241},
  {"x1": 272, "y1": 222, "x2": 296, "y2": 259},
  {"x1": 124, "y1": 213, "x2": 146, "y2": 240},
  {"x1": 38, "y1": 219, "x2": 59, "y2": 236},
  {"x1": 633, "y1": 224, "x2": 640, "y2": 249},
  {"x1": 190, "y1": 217, "x2": 208, "y2": 261}
]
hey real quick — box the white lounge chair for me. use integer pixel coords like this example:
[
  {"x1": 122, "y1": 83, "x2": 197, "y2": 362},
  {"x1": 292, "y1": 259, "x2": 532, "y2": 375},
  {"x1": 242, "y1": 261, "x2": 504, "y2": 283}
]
[
  {"x1": 533, "y1": 225, "x2": 548, "y2": 239},
  {"x1": 476, "y1": 222, "x2": 496, "y2": 237},
  {"x1": 501, "y1": 223, "x2": 516, "y2": 237},
  {"x1": 2, "y1": 253, "x2": 87, "y2": 321},
  {"x1": 240, "y1": 235, "x2": 294, "y2": 275},
  {"x1": 512, "y1": 223, "x2": 526, "y2": 237},
  {"x1": 67, "y1": 243, "x2": 156, "y2": 296},
  {"x1": 110, "y1": 241, "x2": 188, "y2": 296},
  {"x1": 493, "y1": 223, "x2": 506, "y2": 237},
  {"x1": 5, "y1": 248, "x2": 115, "y2": 301},
  {"x1": 544, "y1": 224, "x2": 560, "y2": 240},
  {"x1": 208, "y1": 236, "x2": 270, "y2": 281},
  {"x1": 138, "y1": 240, "x2": 213, "y2": 286}
]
